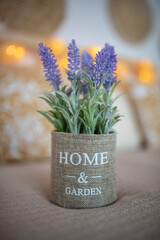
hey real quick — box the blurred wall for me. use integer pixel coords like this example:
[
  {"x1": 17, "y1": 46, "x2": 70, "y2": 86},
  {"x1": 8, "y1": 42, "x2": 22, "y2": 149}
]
[{"x1": 55, "y1": 0, "x2": 160, "y2": 68}]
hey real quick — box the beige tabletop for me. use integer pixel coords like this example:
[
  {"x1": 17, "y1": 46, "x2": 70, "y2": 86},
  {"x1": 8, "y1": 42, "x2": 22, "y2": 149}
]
[{"x1": 0, "y1": 150, "x2": 160, "y2": 240}]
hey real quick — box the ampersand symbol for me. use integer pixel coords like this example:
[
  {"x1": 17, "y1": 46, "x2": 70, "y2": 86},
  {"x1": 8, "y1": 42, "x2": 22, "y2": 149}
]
[{"x1": 78, "y1": 172, "x2": 88, "y2": 184}]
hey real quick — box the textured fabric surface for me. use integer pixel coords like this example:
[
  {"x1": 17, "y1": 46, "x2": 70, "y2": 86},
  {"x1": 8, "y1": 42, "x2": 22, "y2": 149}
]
[
  {"x1": 51, "y1": 132, "x2": 117, "y2": 208},
  {"x1": 0, "y1": 150, "x2": 160, "y2": 240}
]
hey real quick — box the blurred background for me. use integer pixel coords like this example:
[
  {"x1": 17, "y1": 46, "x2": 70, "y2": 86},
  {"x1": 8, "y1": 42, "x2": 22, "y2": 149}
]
[{"x1": 0, "y1": 0, "x2": 160, "y2": 163}]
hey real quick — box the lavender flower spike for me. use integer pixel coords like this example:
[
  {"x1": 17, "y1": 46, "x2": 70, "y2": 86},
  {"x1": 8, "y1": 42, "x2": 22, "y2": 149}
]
[
  {"x1": 81, "y1": 51, "x2": 94, "y2": 82},
  {"x1": 67, "y1": 39, "x2": 81, "y2": 81},
  {"x1": 95, "y1": 43, "x2": 117, "y2": 92},
  {"x1": 38, "y1": 42, "x2": 61, "y2": 90}
]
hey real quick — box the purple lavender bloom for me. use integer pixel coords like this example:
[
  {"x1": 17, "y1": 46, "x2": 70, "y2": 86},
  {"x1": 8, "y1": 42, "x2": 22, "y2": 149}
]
[
  {"x1": 78, "y1": 81, "x2": 88, "y2": 95},
  {"x1": 67, "y1": 39, "x2": 81, "y2": 81},
  {"x1": 38, "y1": 42, "x2": 61, "y2": 90},
  {"x1": 95, "y1": 43, "x2": 117, "y2": 92},
  {"x1": 81, "y1": 51, "x2": 94, "y2": 82}
]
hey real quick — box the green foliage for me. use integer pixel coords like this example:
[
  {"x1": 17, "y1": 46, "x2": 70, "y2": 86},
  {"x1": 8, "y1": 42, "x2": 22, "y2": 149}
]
[{"x1": 37, "y1": 72, "x2": 123, "y2": 134}]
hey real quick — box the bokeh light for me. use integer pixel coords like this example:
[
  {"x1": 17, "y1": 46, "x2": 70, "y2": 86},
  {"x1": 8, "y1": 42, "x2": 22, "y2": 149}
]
[
  {"x1": 14, "y1": 46, "x2": 26, "y2": 59},
  {"x1": 59, "y1": 54, "x2": 68, "y2": 71},
  {"x1": 6, "y1": 45, "x2": 26, "y2": 59},
  {"x1": 138, "y1": 60, "x2": 156, "y2": 84},
  {"x1": 6, "y1": 45, "x2": 16, "y2": 56},
  {"x1": 87, "y1": 46, "x2": 102, "y2": 58},
  {"x1": 48, "y1": 38, "x2": 65, "y2": 56}
]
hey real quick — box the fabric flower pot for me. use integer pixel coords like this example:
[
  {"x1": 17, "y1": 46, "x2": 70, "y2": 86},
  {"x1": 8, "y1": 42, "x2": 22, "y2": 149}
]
[{"x1": 50, "y1": 131, "x2": 117, "y2": 209}]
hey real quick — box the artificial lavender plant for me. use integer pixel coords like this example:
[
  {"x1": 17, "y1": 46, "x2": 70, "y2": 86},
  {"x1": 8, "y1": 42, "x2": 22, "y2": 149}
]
[
  {"x1": 38, "y1": 43, "x2": 61, "y2": 90},
  {"x1": 37, "y1": 40, "x2": 122, "y2": 134}
]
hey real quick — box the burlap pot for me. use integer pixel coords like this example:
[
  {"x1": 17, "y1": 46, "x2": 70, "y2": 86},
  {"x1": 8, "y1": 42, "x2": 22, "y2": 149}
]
[{"x1": 50, "y1": 131, "x2": 117, "y2": 209}]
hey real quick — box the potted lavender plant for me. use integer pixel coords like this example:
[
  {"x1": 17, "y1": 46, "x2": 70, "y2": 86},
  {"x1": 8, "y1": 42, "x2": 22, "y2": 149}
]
[{"x1": 37, "y1": 40, "x2": 122, "y2": 208}]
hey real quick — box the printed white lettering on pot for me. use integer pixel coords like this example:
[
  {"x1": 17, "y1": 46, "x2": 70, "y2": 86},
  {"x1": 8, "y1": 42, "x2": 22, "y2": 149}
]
[
  {"x1": 77, "y1": 188, "x2": 83, "y2": 196},
  {"x1": 91, "y1": 188, "x2": 96, "y2": 195},
  {"x1": 59, "y1": 152, "x2": 68, "y2": 164},
  {"x1": 83, "y1": 153, "x2": 98, "y2": 165},
  {"x1": 78, "y1": 172, "x2": 88, "y2": 184},
  {"x1": 96, "y1": 187, "x2": 102, "y2": 195},
  {"x1": 59, "y1": 152, "x2": 108, "y2": 165},
  {"x1": 100, "y1": 152, "x2": 108, "y2": 164},
  {"x1": 84, "y1": 188, "x2": 90, "y2": 195},
  {"x1": 71, "y1": 188, "x2": 77, "y2": 195},
  {"x1": 65, "y1": 187, "x2": 71, "y2": 194},
  {"x1": 65, "y1": 187, "x2": 102, "y2": 196},
  {"x1": 70, "y1": 153, "x2": 81, "y2": 165}
]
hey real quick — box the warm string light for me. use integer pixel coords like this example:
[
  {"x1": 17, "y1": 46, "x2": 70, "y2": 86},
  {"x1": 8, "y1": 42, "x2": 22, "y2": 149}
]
[
  {"x1": 138, "y1": 60, "x2": 156, "y2": 84},
  {"x1": 5, "y1": 45, "x2": 26, "y2": 59},
  {"x1": 87, "y1": 46, "x2": 102, "y2": 58},
  {"x1": 6, "y1": 45, "x2": 16, "y2": 56},
  {"x1": 47, "y1": 38, "x2": 66, "y2": 57},
  {"x1": 59, "y1": 54, "x2": 68, "y2": 70}
]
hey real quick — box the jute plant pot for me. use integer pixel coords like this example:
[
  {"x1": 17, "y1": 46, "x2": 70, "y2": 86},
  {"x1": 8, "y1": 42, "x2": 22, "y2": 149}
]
[{"x1": 50, "y1": 131, "x2": 117, "y2": 209}]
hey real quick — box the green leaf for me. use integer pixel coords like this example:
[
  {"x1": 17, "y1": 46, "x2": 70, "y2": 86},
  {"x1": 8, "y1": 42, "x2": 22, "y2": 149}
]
[
  {"x1": 79, "y1": 117, "x2": 89, "y2": 133},
  {"x1": 37, "y1": 110, "x2": 55, "y2": 125},
  {"x1": 82, "y1": 71, "x2": 93, "y2": 88},
  {"x1": 61, "y1": 85, "x2": 68, "y2": 93},
  {"x1": 54, "y1": 90, "x2": 74, "y2": 114},
  {"x1": 70, "y1": 92, "x2": 76, "y2": 111},
  {"x1": 56, "y1": 107, "x2": 74, "y2": 132},
  {"x1": 91, "y1": 110, "x2": 104, "y2": 133},
  {"x1": 82, "y1": 108, "x2": 90, "y2": 125},
  {"x1": 109, "y1": 81, "x2": 120, "y2": 99},
  {"x1": 96, "y1": 71, "x2": 110, "y2": 92},
  {"x1": 43, "y1": 92, "x2": 57, "y2": 104},
  {"x1": 39, "y1": 97, "x2": 55, "y2": 109},
  {"x1": 47, "y1": 111, "x2": 65, "y2": 131}
]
